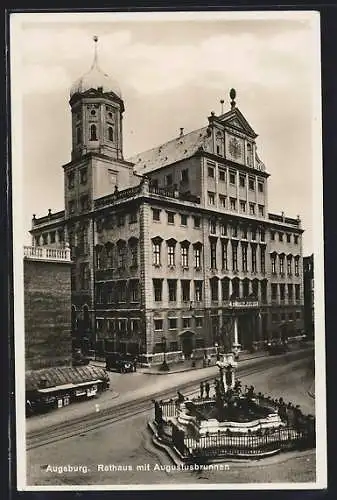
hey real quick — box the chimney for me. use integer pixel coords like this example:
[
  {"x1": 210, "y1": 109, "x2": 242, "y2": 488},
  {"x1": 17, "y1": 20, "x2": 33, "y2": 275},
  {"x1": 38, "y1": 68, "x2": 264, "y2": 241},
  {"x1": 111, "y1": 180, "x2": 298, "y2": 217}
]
[
  {"x1": 179, "y1": 127, "x2": 184, "y2": 137},
  {"x1": 220, "y1": 99, "x2": 224, "y2": 114}
]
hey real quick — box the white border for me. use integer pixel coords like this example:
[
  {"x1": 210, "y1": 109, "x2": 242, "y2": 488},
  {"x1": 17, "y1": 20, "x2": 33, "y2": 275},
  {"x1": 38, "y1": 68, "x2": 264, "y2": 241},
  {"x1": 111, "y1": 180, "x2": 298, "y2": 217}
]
[{"x1": 10, "y1": 10, "x2": 326, "y2": 491}]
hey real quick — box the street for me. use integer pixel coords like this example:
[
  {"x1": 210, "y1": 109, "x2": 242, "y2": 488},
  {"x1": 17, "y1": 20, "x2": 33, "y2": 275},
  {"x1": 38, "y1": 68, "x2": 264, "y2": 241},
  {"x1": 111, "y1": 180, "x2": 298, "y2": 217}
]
[{"x1": 25, "y1": 348, "x2": 315, "y2": 486}]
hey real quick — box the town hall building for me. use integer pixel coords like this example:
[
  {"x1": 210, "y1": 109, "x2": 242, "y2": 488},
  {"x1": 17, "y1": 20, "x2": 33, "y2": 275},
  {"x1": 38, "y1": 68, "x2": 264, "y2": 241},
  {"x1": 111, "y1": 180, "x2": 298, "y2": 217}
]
[{"x1": 30, "y1": 38, "x2": 304, "y2": 364}]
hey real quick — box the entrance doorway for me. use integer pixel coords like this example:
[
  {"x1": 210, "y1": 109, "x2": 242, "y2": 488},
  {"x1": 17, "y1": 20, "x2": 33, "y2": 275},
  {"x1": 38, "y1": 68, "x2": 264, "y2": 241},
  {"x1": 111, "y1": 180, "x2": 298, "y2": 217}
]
[{"x1": 180, "y1": 331, "x2": 194, "y2": 359}]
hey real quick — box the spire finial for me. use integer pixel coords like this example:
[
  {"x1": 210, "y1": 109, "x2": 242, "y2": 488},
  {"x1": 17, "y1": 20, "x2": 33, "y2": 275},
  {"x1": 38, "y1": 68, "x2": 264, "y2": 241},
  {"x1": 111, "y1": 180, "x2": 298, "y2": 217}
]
[
  {"x1": 230, "y1": 88, "x2": 236, "y2": 109},
  {"x1": 92, "y1": 35, "x2": 99, "y2": 68}
]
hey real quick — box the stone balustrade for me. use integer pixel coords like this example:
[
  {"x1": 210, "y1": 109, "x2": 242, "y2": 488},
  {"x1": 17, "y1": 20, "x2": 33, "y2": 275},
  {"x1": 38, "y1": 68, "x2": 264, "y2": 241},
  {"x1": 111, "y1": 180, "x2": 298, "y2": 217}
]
[{"x1": 24, "y1": 245, "x2": 71, "y2": 262}]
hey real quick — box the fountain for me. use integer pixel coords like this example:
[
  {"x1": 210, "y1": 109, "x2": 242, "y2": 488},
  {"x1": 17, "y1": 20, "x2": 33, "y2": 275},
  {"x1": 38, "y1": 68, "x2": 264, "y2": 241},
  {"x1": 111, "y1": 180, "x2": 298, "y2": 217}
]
[{"x1": 149, "y1": 333, "x2": 315, "y2": 462}]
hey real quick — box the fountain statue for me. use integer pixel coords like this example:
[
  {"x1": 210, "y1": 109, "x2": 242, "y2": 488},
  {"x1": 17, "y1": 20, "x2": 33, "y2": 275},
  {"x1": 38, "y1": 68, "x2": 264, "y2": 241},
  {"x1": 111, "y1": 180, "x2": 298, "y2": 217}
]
[{"x1": 216, "y1": 329, "x2": 237, "y2": 393}]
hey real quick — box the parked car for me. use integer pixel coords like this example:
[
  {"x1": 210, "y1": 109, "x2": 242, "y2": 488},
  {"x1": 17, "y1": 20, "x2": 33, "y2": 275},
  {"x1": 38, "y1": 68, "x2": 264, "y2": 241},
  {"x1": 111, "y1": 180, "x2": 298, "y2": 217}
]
[
  {"x1": 72, "y1": 348, "x2": 90, "y2": 366},
  {"x1": 267, "y1": 339, "x2": 288, "y2": 355},
  {"x1": 106, "y1": 352, "x2": 137, "y2": 373}
]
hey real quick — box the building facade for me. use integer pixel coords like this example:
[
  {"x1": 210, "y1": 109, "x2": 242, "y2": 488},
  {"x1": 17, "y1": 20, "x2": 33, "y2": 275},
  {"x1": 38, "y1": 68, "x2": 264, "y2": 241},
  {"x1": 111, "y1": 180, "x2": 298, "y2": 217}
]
[
  {"x1": 303, "y1": 254, "x2": 314, "y2": 339},
  {"x1": 30, "y1": 42, "x2": 304, "y2": 363},
  {"x1": 24, "y1": 245, "x2": 72, "y2": 370}
]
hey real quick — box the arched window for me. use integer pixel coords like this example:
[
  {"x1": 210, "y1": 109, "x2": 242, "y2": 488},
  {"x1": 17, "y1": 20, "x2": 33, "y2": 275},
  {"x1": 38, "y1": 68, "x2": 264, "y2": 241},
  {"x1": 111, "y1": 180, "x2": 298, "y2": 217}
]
[
  {"x1": 108, "y1": 126, "x2": 114, "y2": 142},
  {"x1": 90, "y1": 124, "x2": 97, "y2": 141}
]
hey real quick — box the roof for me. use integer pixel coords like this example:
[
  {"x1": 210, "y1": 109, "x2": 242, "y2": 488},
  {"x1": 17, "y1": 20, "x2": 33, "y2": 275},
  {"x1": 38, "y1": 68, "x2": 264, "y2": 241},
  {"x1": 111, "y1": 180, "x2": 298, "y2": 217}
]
[
  {"x1": 129, "y1": 126, "x2": 209, "y2": 175},
  {"x1": 25, "y1": 365, "x2": 109, "y2": 392}
]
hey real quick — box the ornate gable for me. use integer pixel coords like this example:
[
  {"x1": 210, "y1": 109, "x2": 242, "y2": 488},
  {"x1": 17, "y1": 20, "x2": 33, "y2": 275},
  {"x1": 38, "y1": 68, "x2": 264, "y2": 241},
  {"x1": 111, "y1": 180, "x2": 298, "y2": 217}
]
[{"x1": 219, "y1": 108, "x2": 258, "y2": 139}]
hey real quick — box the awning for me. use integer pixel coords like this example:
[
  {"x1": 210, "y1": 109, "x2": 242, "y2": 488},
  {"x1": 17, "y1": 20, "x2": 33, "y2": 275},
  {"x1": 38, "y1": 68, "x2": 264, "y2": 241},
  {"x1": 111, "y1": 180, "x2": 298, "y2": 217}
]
[
  {"x1": 37, "y1": 379, "x2": 103, "y2": 393},
  {"x1": 26, "y1": 365, "x2": 109, "y2": 392}
]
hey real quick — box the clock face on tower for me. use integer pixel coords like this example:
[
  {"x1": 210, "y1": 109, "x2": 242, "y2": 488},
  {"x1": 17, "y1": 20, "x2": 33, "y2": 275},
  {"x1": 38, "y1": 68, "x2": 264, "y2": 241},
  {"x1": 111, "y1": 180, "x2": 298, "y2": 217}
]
[{"x1": 226, "y1": 134, "x2": 244, "y2": 164}]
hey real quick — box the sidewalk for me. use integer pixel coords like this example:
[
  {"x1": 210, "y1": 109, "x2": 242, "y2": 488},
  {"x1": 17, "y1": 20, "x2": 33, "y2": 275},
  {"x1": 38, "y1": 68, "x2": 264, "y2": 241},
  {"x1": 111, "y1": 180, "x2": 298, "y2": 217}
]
[{"x1": 90, "y1": 349, "x2": 269, "y2": 374}]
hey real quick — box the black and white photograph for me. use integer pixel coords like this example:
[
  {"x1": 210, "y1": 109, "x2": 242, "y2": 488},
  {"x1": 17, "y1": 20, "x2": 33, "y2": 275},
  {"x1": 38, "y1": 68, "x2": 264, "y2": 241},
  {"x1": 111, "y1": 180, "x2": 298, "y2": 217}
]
[{"x1": 10, "y1": 10, "x2": 326, "y2": 490}]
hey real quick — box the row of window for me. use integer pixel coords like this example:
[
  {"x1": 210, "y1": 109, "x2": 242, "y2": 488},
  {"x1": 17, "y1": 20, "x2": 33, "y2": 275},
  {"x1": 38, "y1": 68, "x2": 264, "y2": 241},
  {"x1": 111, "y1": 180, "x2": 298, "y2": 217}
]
[
  {"x1": 270, "y1": 254, "x2": 300, "y2": 276},
  {"x1": 271, "y1": 283, "x2": 301, "y2": 301},
  {"x1": 208, "y1": 193, "x2": 265, "y2": 216},
  {"x1": 208, "y1": 222, "x2": 265, "y2": 241},
  {"x1": 154, "y1": 316, "x2": 204, "y2": 331},
  {"x1": 152, "y1": 278, "x2": 268, "y2": 303},
  {"x1": 207, "y1": 166, "x2": 264, "y2": 192},
  {"x1": 68, "y1": 168, "x2": 88, "y2": 189},
  {"x1": 68, "y1": 195, "x2": 90, "y2": 214},
  {"x1": 272, "y1": 311, "x2": 302, "y2": 322},
  {"x1": 96, "y1": 280, "x2": 140, "y2": 304},
  {"x1": 271, "y1": 231, "x2": 299, "y2": 245},
  {"x1": 96, "y1": 240, "x2": 138, "y2": 270},
  {"x1": 96, "y1": 317, "x2": 140, "y2": 334},
  {"x1": 75, "y1": 124, "x2": 114, "y2": 145}
]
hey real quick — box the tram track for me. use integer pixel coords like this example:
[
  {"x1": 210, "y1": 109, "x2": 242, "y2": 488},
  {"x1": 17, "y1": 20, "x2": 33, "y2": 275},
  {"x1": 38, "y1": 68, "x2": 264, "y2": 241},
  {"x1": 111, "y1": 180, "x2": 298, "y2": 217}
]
[{"x1": 26, "y1": 350, "x2": 312, "y2": 451}]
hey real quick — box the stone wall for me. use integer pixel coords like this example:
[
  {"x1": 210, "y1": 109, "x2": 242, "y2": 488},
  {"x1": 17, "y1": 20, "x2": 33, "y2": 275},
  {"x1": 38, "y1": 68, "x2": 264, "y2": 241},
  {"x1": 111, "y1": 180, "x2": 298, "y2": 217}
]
[{"x1": 24, "y1": 258, "x2": 72, "y2": 370}]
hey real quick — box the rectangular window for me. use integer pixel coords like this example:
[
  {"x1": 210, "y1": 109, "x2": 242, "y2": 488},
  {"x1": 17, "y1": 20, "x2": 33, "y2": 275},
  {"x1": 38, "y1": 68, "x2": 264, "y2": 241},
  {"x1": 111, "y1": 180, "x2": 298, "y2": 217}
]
[
  {"x1": 194, "y1": 216, "x2": 201, "y2": 228},
  {"x1": 232, "y1": 243, "x2": 238, "y2": 271},
  {"x1": 219, "y1": 169, "x2": 226, "y2": 182},
  {"x1": 130, "y1": 244, "x2": 138, "y2": 267},
  {"x1": 117, "y1": 214, "x2": 125, "y2": 227},
  {"x1": 258, "y1": 181, "x2": 264, "y2": 193},
  {"x1": 208, "y1": 166, "x2": 215, "y2": 178},
  {"x1": 295, "y1": 257, "x2": 300, "y2": 276},
  {"x1": 169, "y1": 318, "x2": 177, "y2": 329},
  {"x1": 220, "y1": 223, "x2": 227, "y2": 236},
  {"x1": 152, "y1": 242, "x2": 161, "y2": 266},
  {"x1": 181, "y1": 169, "x2": 189, "y2": 183},
  {"x1": 271, "y1": 255, "x2": 276, "y2": 274},
  {"x1": 80, "y1": 263, "x2": 90, "y2": 290},
  {"x1": 294, "y1": 235, "x2": 299, "y2": 244},
  {"x1": 260, "y1": 248, "x2": 266, "y2": 273},
  {"x1": 183, "y1": 317, "x2": 191, "y2": 329},
  {"x1": 165, "y1": 174, "x2": 173, "y2": 186},
  {"x1": 80, "y1": 195, "x2": 89, "y2": 211},
  {"x1": 194, "y1": 246, "x2": 201, "y2": 268},
  {"x1": 287, "y1": 233, "x2": 291, "y2": 243},
  {"x1": 287, "y1": 257, "x2": 292, "y2": 275},
  {"x1": 129, "y1": 211, "x2": 137, "y2": 224},
  {"x1": 80, "y1": 168, "x2": 87, "y2": 185},
  {"x1": 209, "y1": 219, "x2": 216, "y2": 234},
  {"x1": 68, "y1": 172, "x2": 75, "y2": 189},
  {"x1": 230, "y1": 197, "x2": 237, "y2": 211},
  {"x1": 58, "y1": 230, "x2": 64, "y2": 243},
  {"x1": 288, "y1": 284, "x2": 294, "y2": 302},
  {"x1": 181, "y1": 245, "x2": 189, "y2": 267},
  {"x1": 181, "y1": 280, "x2": 190, "y2": 302},
  {"x1": 279, "y1": 232, "x2": 284, "y2": 242},
  {"x1": 249, "y1": 203, "x2": 255, "y2": 215},
  {"x1": 229, "y1": 171, "x2": 236, "y2": 184},
  {"x1": 279, "y1": 284, "x2": 285, "y2": 301},
  {"x1": 210, "y1": 279, "x2": 219, "y2": 301},
  {"x1": 210, "y1": 239, "x2": 217, "y2": 269},
  {"x1": 168, "y1": 280, "x2": 177, "y2": 302},
  {"x1": 219, "y1": 195, "x2": 226, "y2": 208},
  {"x1": 117, "y1": 245, "x2": 126, "y2": 269},
  {"x1": 167, "y1": 211, "x2": 175, "y2": 224},
  {"x1": 242, "y1": 226, "x2": 248, "y2": 239},
  {"x1": 152, "y1": 208, "x2": 160, "y2": 221},
  {"x1": 260, "y1": 229, "x2": 265, "y2": 242},
  {"x1": 194, "y1": 281, "x2": 203, "y2": 302},
  {"x1": 154, "y1": 319, "x2": 163, "y2": 331},
  {"x1": 181, "y1": 214, "x2": 188, "y2": 226},
  {"x1": 232, "y1": 225, "x2": 238, "y2": 238},
  {"x1": 296, "y1": 311, "x2": 301, "y2": 320},
  {"x1": 249, "y1": 178, "x2": 255, "y2": 191},
  {"x1": 242, "y1": 244, "x2": 248, "y2": 272},
  {"x1": 208, "y1": 192, "x2": 215, "y2": 205},
  {"x1": 195, "y1": 317, "x2": 203, "y2": 328},
  {"x1": 271, "y1": 231, "x2": 275, "y2": 241},
  {"x1": 251, "y1": 245, "x2": 257, "y2": 272},
  {"x1": 240, "y1": 200, "x2": 246, "y2": 213},
  {"x1": 251, "y1": 228, "x2": 257, "y2": 240},
  {"x1": 222, "y1": 241, "x2": 228, "y2": 270},
  {"x1": 271, "y1": 284, "x2": 277, "y2": 301},
  {"x1": 222, "y1": 279, "x2": 230, "y2": 300},
  {"x1": 50, "y1": 231, "x2": 55, "y2": 244},
  {"x1": 153, "y1": 280, "x2": 163, "y2": 301},
  {"x1": 239, "y1": 175, "x2": 246, "y2": 188},
  {"x1": 258, "y1": 205, "x2": 264, "y2": 217},
  {"x1": 279, "y1": 255, "x2": 285, "y2": 275},
  {"x1": 129, "y1": 280, "x2": 139, "y2": 302},
  {"x1": 168, "y1": 244, "x2": 175, "y2": 266}
]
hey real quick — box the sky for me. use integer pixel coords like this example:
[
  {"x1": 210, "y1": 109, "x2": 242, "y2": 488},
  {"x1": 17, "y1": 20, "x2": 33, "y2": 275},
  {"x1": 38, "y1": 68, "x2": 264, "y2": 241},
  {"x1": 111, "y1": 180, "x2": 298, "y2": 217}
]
[{"x1": 11, "y1": 11, "x2": 322, "y2": 255}]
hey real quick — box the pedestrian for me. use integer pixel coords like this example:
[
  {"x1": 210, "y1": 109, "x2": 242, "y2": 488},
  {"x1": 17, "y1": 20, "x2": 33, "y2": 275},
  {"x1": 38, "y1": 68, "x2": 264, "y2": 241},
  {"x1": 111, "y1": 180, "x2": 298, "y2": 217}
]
[
  {"x1": 207, "y1": 355, "x2": 211, "y2": 367},
  {"x1": 200, "y1": 381, "x2": 204, "y2": 398},
  {"x1": 205, "y1": 381, "x2": 210, "y2": 398}
]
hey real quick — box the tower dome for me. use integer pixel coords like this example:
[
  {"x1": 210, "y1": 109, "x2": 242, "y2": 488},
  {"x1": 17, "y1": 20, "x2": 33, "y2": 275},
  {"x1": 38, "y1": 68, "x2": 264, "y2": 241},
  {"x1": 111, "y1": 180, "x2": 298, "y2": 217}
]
[{"x1": 70, "y1": 36, "x2": 122, "y2": 99}]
